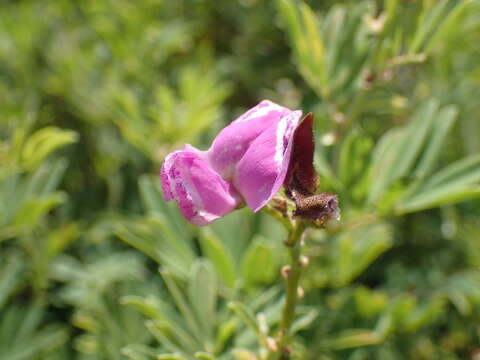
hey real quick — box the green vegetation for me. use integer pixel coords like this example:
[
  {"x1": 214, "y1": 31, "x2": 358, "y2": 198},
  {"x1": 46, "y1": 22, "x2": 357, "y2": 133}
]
[{"x1": 1, "y1": 0, "x2": 480, "y2": 359}]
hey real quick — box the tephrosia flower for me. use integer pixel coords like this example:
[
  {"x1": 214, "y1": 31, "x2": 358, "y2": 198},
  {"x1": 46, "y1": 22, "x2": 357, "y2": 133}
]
[
  {"x1": 161, "y1": 100, "x2": 341, "y2": 357},
  {"x1": 160, "y1": 100, "x2": 309, "y2": 226}
]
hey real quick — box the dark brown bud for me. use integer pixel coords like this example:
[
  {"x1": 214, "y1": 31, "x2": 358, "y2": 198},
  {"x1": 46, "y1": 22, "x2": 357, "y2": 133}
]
[
  {"x1": 293, "y1": 192, "x2": 340, "y2": 225},
  {"x1": 284, "y1": 113, "x2": 318, "y2": 196}
]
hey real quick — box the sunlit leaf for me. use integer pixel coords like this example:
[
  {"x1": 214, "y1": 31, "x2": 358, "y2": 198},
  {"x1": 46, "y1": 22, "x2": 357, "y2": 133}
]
[{"x1": 21, "y1": 127, "x2": 78, "y2": 170}]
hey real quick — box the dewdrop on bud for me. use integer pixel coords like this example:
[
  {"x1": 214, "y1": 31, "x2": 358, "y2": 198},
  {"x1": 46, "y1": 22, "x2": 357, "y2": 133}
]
[
  {"x1": 297, "y1": 286, "x2": 305, "y2": 298},
  {"x1": 300, "y1": 237, "x2": 306, "y2": 247},
  {"x1": 364, "y1": 14, "x2": 385, "y2": 34},
  {"x1": 266, "y1": 337, "x2": 278, "y2": 352},
  {"x1": 281, "y1": 265, "x2": 291, "y2": 279},
  {"x1": 332, "y1": 112, "x2": 346, "y2": 124},
  {"x1": 299, "y1": 255, "x2": 309, "y2": 268},
  {"x1": 321, "y1": 132, "x2": 336, "y2": 146}
]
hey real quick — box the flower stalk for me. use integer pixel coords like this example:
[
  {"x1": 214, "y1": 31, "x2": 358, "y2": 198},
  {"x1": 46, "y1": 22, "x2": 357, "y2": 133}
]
[{"x1": 277, "y1": 220, "x2": 308, "y2": 358}]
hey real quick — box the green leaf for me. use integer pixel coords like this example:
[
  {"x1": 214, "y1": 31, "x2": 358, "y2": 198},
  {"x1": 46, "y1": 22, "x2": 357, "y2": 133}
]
[
  {"x1": 199, "y1": 229, "x2": 236, "y2": 288},
  {"x1": 227, "y1": 301, "x2": 260, "y2": 336},
  {"x1": 0, "y1": 252, "x2": 23, "y2": 309},
  {"x1": 409, "y1": 0, "x2": 455, "y2": 54},
  {"x1": 24, "y1": 158, "x2": 69, "y2": 197},
  {"x1": 139, "y1": 174, "x2": 168, "y2": 215},
  {"x1": 0, "y1": 174, "x2": 19, "y2": 224},
  {"x1": 398, "y1": 187, "x2": 480, "y2": 214},
  {"x1": 413, "y1": 105, "x2": 458, "y2": 179},
  {"x1": 368, "y1": 100, "x2": 445, "y2": 206},
  {"x1": 117, "y1": 216, "x2": 196, "y2": 279},
  {"x1": 14, "y1": 301, "x2": 44, "y2": 344},
  {"x1": 249, "y1": 286, "x2": 281, "y2": 312},
  {"x1": 441, "y1": 272, "x2": 480, "y2": 315},
  {"x1": 0, "y1": 303, "x2": 67, "y2": 360},
  {"x1": 121, "y1": 295, "x2": 168, "y2": 323},
  {"x1": 216, "y1": 318, "x2": 237, "y2": 352},
  {"x1": 354, "y1": 286, "x2": 388, "y2": 319},
  {"x1": 160, "y1": 270, "x2": 202, "y2": 342},
  {"x1": 241, "y1": 238, "x2": 277, "y2": 286},
  {"x1": 21, "y1": 126, "x2": 78, "y2": 170},
  {"x1": 315, "y1": 148, "x2": 339, "y2": 189},
  {"x1": 194, "y1": 352, "x2": 216, "y2": 360},
  {"x1": 331, "y1": 222, "x2": 393, "y2": 286},
  {"x1": 148, "y1": 320, "x2": 198, "y2": 354},
  {"x1": 276, "y1": 0, "x2": 305, "y2": 60},
  {"x1": 299, "y1": 2, "x2": 327, "y2": 90},
  {"x1": 390, "y1": 100, "x2": 439, "y2": 180},
  {"x1": 116, "y1": 221, "x2": 163, "y2": 265},
  {"x1": 338, "y1": 130, "x2": 374, "y2": 200},
  {"x1": 46, "y1": 222, "x2": 79, "y2": 257},
  {"x1": 122, "y1": 344, "x2": 159, "y2": 360},
  {"x1": 367, "y1": 128, "x2": 404, "y2": 204},
  {"x1": 397, "y1": 154, "x2": 480, "y2": 213},
  {"x1": 276, "y1": 0, "x2": 328, "y2": 97},
  {"x1": 420, "y1": 154, "x2": 480, "y2": 190},
  {"x1": 157, "y1": 354, "x2": 186, "y2": 360},
  {"x1": 322, "y1": 329, "x2": 380, "y2": 350},
  {"x1": 325, "y1": 3, "x2": 369, "y2": 95},
  {"x1": 147, "y1": 321, "x2": 183, "y2": 354},
  {"x1": 188, "y1": 260, "x2": 217, "y2": 342},
  {"x1": 138, "y1": 175, "x2": 191, "y2": 242},
  {"x1": 12, "y1": 192, "x2": 66, "y2": 228},
  {"x1": 425, "y1": 0, "x2": 477, "y2": 53},
  {"x1": 211, "y1": 208, "x2": 253, "y2": 262},
  {"x1": 403, "y1": 297, "x2": 445, "y2": 332},
  {"x1": 232, "y1": 349, "x2": 257, "y2": 360},
  {"x1": 291, "y1": 309, "x2": 319, "y2": 334}
]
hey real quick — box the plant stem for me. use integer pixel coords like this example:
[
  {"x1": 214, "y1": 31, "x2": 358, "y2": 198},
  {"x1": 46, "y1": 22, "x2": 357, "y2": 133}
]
[{"x1": 277, "y1": 220, "x2": 307, "y2": 357}]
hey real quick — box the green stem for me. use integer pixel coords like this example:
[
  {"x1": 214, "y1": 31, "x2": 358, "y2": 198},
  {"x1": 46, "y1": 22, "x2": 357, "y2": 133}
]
[
  {"x1": 277, "y1": 220, "x2": 307, "y2": 357},
  {"x1": 263, "y1": 205, "x2": 293, "y2": 232}
]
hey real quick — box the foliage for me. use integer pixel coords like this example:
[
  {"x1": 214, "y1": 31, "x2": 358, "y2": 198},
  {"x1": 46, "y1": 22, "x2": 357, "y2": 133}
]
[{"x1": 1, "y1": 0, "x2": 480, "y2": 359}]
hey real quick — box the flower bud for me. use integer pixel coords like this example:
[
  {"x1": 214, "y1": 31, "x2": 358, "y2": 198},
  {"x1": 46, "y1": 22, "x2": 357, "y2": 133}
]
[
  {"x1": 281, "y1": 265, "x2": 291, "y2": 279},
  {"x1": 299, "y1": 255, "x2": 309, "y2": 268},
  {"x1": 297, "y1": 286, "x2": 305, "y2": 298}
]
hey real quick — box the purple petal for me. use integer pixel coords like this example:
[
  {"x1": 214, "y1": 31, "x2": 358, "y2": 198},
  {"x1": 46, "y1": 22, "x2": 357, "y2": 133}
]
[
  {"x1": 160, "y1": 149, "x2": 240, "y2": 226},
  {"x1": 160, "y1": 151, "x2": 179, "y2": 201},
  {"x1": 207, "y1": 100, "x2": 292, "y2": 179},
  {"x1": 234, "y1": 110, "x2": 303, "y2": 211}
]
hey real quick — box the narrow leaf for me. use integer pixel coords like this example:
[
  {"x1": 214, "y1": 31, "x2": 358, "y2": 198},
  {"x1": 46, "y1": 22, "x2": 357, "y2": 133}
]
[
  {"x1": 188, "y1": 260, "x2": 217, "y2": 342},
  {"x1": 199, "y1": 229, "x2": 236, "y2": 288},
  {"x1": 228, "y1": 301, "x2": 260, "y2": 336}
]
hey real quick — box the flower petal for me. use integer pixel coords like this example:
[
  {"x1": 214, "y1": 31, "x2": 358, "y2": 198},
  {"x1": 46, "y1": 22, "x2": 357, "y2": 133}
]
[
  {"x1": 160, "y1": 151, "x2": 180, "y2": 201},
  {"x1": 160, "y1": 149, "x2": 240, "y2": 226},
  {"x1": 207, "y1": 100, "x2": 292, "y2": 179},
  {"x1": 234, "y1": 110, "x2": 303, "y2": 211},
  {"x1": 284, "y1": 113, "x2": 318, "y2": 195}
]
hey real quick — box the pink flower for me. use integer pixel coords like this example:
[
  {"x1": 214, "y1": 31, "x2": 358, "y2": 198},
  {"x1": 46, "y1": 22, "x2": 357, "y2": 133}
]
[{"x1": 160, "y1": 100, "x2": 312, "y2": 226}]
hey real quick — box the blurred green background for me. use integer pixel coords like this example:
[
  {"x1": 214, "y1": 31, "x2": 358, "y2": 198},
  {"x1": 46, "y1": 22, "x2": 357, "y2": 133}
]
[{"x1": 1, "y1": 0, "x2": 480, "y2": 359}]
